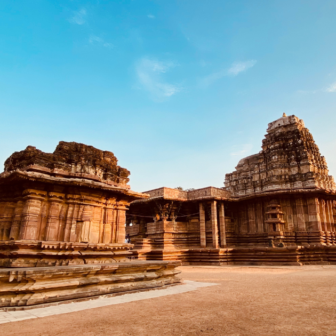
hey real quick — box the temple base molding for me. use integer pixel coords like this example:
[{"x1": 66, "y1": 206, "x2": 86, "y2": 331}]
[
  {"x1": 0, "y1": 260, "x2": 181, "y2": 309},
  {"x1": 0, "y1": 240, "x2": 134, "y2": 267},
  {"x1": 133, "y1": 245, "x2": 336, "y2": 266}
]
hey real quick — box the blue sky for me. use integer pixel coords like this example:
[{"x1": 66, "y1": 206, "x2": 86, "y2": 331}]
[{"x1": 1, "y1": 0, "x2": 336, "y2": 191}]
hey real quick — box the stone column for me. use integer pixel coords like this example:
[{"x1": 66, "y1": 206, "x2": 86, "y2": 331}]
[
  {"x1": 284, "y1": 198, "x2": 294, "y2": 231},
  {"x1": 255, "y1": 201, "x2": 264, "y2": 233},
  {"x1": 307, "y1": 197, "x2": 322, "y2": 231},
  {"x1": 320, "y1": 200, "x2": 327, "y2": 231},
  {"x1": 247, "y1": 202, "x2": 256, "y2": 233},
  {"x1": 9, "y1": 201, "x2": 24, "y2": 240},
  {"x1": 115, "y1": 203, "x2": 128, "y2": 244},
  {"x1": 19, "y1": 190, "x2": 46, "y2": 240},
  {"x1": 102, "y1": 207, "x2": 114, "y2": 243},
  {"x1": 38, "y1": 202, "x2": 49, "y2": 240},
  {"x1": 325, "y1": 200, "x2": 331, "y2": 232},
  {"x1": 219, "y1": 202, "x2": 226, "y2": 247},
  {"x1": 57, "y1": 204, "x2": 68, "y2": 241},
  {"x1": 295, "y1": 197, "x2": 306, "y2": 231},
  {"x1": 63, "y1": 202, "x2": 76, "y2": 242},
  {"x1": 240, "y1": 204, "x2": 249, "y2": 234},
  {"x1": 211, "y1": 201, "x2": 219, "y2": 248},
  {"x1": 327, "y1": 200, "x2": 334, "y2": 231},
  {"x1": 78, "y1": 205, "x2": 94, "y2": 243},
  {"x1": 330, "y1": 201, "x2": 335, "y2": 232},
  {"x1": 199, "y1": 203, "x2": 206, "y2": 248},
  {"x1": 45, "y1": 199, "x2": 63, "y2": 241},
  {"x1": 0, "y1": 202, "x2": 15, "y2": 241},
  {"x1": 89, "y1": 206, "x2": 101, "y2": 244}
]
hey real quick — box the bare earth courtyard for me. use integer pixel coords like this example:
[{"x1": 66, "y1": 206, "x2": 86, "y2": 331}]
[{"x1": 1, "y1": 266, "x2": 336, "y2": 336}]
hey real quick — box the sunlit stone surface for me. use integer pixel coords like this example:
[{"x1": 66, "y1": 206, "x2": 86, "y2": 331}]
[
  {"x1": 127, "y1": 115, "x2": 336, "y2": 265},
  {"x1": 0, "y1": 142, "x2": 181, "y2": 308}
]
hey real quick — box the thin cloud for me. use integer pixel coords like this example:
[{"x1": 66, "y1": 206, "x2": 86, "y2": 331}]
[
  {"x1": 201, "y1": 69, "x2": 227, "y2": 87},
  {"x1": 228, "y1": 60, "x2": 257, "y2": 76},
  {"x1": 89, "y1": 35, "x2": 113, "y2": 48},
  {"x1": 147, "y1": 14, "x2": 155, "y2": 19},
  {"x1": 326, "y1": 82, "x2": 336, "y2": 92},
  {"x1": 69, "y1": 8, "x2": 86, "y2": 25},
  {"x1": 201, "y1": 60, "x2": 256, "y2": 87},
  {"x1": 297, "y1": 81, "x2": 336, "y2": 94},
  {"x1": 136, "y1": 58, "x2": 181, "y2": 101}
]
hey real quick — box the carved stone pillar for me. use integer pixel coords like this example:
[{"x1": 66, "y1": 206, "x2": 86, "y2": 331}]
[
  {"x1": 327, "y1": 200, "x2": 334, "y2": 232},
  {"x1": 324, "y1": 200, "x2": 331, "y2": 231},
  {"x1": 63, "y1": 201, "x2": 76, "y2": 242},
  {"x1": 57, "y1": 204, "x2": 68, "y2": 241},
  {"x1": 219, "y1": 202, "x2": 226, "y2": 247},
  {"x1": 90, "y1": 206, "x2": 101, "y2": 244},
  {"x1": 0, "y1": 202, "x2": 15, "y2": 241},
  {"x1": 199, "y1": 203, "x2": 206, "y2": 247},
  {"x1": 247, "y1": 202, "x2": 256, "y2": 233},
  {"x1": 240, "y1": 204, "x2": 248, "y2": 234},
  {"x1": 330, "y1": 200, "x2": 335, "y2": 232},
  {"x1": 115, "y1": 202, "x2": 128, "y2": 244},
  {"x1": 102, "y1": 207, "x2": 114, "y2": 243},
  {"x1": 211, "y1": 201, "x2": 219, "y2": 248},
  {"x1": 45, "y1": 193, "x2": 64, "y2": 241},
  {"x1": 9, "y1": 201, "x2": 24, "y2": 240},
  {"x1": 320, "y1": 200, "x2": 327, "y2": 231},
  {"x1": 255, "y1": 201, "x2": 264, "y2": 233},
  {"x1": 78, "y1": 205, "x2": 94, "y2": 243},
  {"x1": 307, "y1": 197, "x2": 322, "y2": 231},
  {"x1": 19, "y1": 190, "x2": 46, "y2": 240},
  {"x1": 295, "y1": 197, "x2": 306, "y2": 231}
]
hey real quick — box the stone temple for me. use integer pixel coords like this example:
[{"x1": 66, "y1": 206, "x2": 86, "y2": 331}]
[
  {"x1": 127, "y1": 114, "x2": 336, "y2": 265},
  {"x1": 0, "y1": 142, "x2": 180, "y2": 309},
  {"x1": 1, "y1": 113, "x2": 336, "y2": 309}
]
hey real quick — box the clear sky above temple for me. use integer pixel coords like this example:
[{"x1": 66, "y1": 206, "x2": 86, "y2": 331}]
[{"x1": 1, "y1": 0, "x2": 336, "y2": 191}]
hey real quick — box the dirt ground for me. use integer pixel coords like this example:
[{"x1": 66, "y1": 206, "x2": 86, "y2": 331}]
[{"x1": 1, "y1": 265, "x2": 336, "y2": 336}]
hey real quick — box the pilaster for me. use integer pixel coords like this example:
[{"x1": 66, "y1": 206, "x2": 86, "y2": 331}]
[
  {"x1": 199, "y1": 203, "x2": 206, "y2": 248},
  {"x1": 219, "y1": 202, "x2": 226, "y2": 247},
  {"x1": 295, "y1": 197, "x2": 306, "y2": 231},
  {"x1": 19, "y1": 190, "x2": 46, "y2": 240},
  {"x1": 45, "y1": 193, "x2": 64, "y2": 241},
  {"x1": 307, "y1": 197, "x2": 322, "y2": 231},
  {"x1": 116, "y1": 202, "x2": 128, "y2": 244},
  {"x1": 9, "y1": 201, "x2": 24, "y2": 240}
]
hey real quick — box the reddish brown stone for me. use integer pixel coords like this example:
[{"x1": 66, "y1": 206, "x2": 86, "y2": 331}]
[
  {"x1": 127, "y1": 114, "x2": 336, "y2": 265},
  {"x1": 0, "y1": 142, "x2": 181, "y2": 308}
]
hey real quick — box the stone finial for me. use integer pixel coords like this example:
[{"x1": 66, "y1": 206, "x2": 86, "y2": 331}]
[{"x1": 282, "y1": 112, "x2": 287, "y2": 117}]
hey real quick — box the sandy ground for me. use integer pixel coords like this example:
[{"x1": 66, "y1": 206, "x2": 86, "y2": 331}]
[{"x1": 1, "y1": 265, "x2": 336, "y2": 336}]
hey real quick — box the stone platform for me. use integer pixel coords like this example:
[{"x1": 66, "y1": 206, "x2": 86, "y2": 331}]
[
  {"x1": 133, "y1": 245, "x2": 336, "y2": 266},
  {"x1": 0, "y1": 260, "x2": 181, "y2": 309}
]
